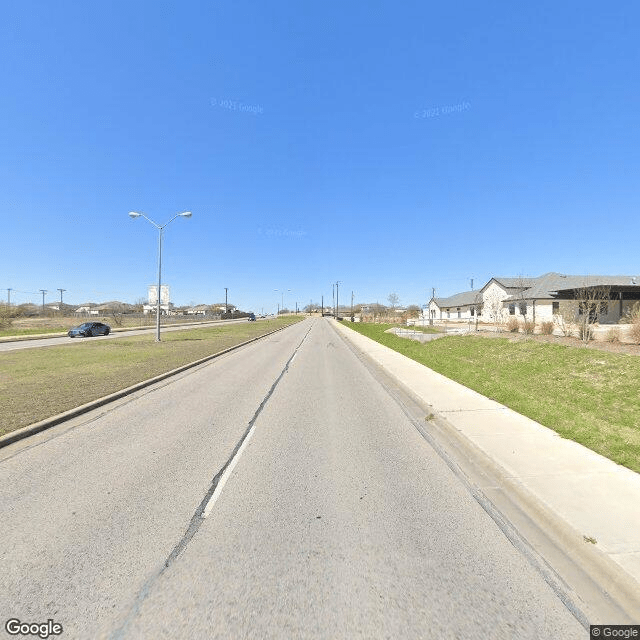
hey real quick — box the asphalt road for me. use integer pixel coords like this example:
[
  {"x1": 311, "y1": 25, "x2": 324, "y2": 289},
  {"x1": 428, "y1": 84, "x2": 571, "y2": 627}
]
[
  {"x1": 0, "y1": 318, "x2": 585, "y2": 639},
  {"x1": 0, "y1": 317, "x2": 268, "y2": 352}
]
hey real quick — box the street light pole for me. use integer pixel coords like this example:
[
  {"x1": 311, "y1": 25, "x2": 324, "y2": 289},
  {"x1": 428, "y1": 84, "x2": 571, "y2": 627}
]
[
  {"x1": 129, "y1": 210, "x2": 192, "y2": 342},
  {"x1": 224, "y1": 287, "x2": 228, "y2": 315},
  {"x1": 40, "y1": 290, "x2": 47, "y2": 315},
  {"x1": 274, "y1": 289, "x2": 291, "y2": 316}
]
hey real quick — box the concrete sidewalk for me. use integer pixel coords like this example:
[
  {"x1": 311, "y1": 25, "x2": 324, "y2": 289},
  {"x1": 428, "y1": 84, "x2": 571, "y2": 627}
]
[{"x1": 335, "y1": 321, "x2": 640, "y2": 620}]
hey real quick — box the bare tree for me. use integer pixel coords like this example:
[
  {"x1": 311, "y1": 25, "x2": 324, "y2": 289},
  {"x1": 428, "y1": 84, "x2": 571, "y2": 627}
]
[
  {"x1": 387, "y1": 292, "x2": 400, "y2": 309},
  {"x1": 553, "y1": 301, "x2": 575, "y2": 337},
  {"x1": 484, "y1": 292, "x2": 504, "y2": 332},
  {"x1": 574, "y1": 285, "x2": 611, "y2": 345},
  {"x1": 109, "y1": 302, "x2": 125, "y2": 327}
]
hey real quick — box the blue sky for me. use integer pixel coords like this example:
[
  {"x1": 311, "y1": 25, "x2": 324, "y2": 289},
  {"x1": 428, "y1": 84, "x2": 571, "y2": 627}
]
[{"x1": 1, "y1": 1, "x2": 639, "y2": 313}]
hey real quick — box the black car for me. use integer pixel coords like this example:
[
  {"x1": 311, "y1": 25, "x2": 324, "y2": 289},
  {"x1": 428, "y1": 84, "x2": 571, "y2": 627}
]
[
  {"x1": 68, "y1": 322, "x2": 111, "y2": 338},
  {"x1": 248, "y1": 313, "x2": 256, "y2": 321}
]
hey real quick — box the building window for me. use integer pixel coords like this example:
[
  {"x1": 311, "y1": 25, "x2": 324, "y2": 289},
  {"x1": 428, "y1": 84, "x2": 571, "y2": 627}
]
[
  {"x1": 519, "y1": 302, "x2": 527, "y2": 316},
  {"x1": 552, "y1": 301, "x2": 559, "y2": 314},
  {"x1": 457, "y1": 308, "x2": 461, "y2": 318},
  {"x1": 509, "y1": 303, "x2": 515, "y2": 315},
  {"x1": 470, "y1": 307, "x2": 475, "y2": 316},
  {"x1": 446, "y1": 309, "x2": 450, "y2": 318}
]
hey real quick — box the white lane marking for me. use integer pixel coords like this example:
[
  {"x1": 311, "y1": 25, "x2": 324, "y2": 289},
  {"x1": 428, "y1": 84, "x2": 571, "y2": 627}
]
[
  {"x1": 202, "y1": 322, "x2": 310, "y2": 519},
  {"x1": 202, "y1": 422, "x2": 258, "y2": 518}
]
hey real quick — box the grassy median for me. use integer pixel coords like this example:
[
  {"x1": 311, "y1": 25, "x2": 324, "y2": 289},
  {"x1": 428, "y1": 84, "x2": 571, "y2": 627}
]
[
  {"x1": 0, "y1": 317, "x2": 303, "y2": 436},
  {"x1": 343, "y1": 322, "x2": 640, "y2": 473}
]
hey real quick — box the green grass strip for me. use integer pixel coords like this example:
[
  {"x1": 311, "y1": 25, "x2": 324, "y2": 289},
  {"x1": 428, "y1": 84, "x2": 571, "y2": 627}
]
[
  {"x1": 0, "y1": 318, "x2": 303, "y2": 436},
  {"x1": 343, "y1": 322, "x2": 640, "y2": 473}
]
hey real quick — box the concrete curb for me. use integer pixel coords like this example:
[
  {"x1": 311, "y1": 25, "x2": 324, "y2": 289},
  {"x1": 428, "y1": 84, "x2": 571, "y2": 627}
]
[
  {"x1": 334, "y1": 320, "x2": 640, "y2": 622},
  {"x1": 0, "y1": 322, "x2": 297, "y2": 449}
]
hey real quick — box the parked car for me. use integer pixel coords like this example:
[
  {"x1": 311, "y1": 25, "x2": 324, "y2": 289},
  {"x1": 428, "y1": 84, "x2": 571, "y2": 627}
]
[
  {"x1": 68, "y1": 322, "x2": 111, "y2": 337},
  {"x1": 248, "y1": 313, "x2": 256, "y2": 321}
]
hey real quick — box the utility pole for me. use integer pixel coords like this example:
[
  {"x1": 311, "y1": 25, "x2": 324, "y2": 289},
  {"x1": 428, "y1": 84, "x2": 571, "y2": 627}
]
[
  {"x1": 7, "y1": 288, "x2": 11, "y2": 306},
  {"x1": 351, "y1": 290, "x2": 354, "y2": 318},
  {"x1": 335, "y1": 281, "x2": 340, "y2": 318},
  {"x1": 321, "y1": 294, "x2": 324, "y2": 316},
  {"x1": 40, "y1": 289, "x2": 47, "y2": 315},
  {"x1": 295, "y1": 301, "x2": 298, "y2": 314},
  {"x1": 224, "y1": 287, "x2": 228, "y2": 315},
  {"x1": 57, "y1": 288, "x2": 66, "y2": 309},
  {"x1": 470, "y1": 278, "x2": 474, "y2": 290},
  {"x1": 332, "y1": 284, "x2": 335, "y2": 317},
  {"x1": 432, "y1": 287, "x2": 436, "y2": 299}
]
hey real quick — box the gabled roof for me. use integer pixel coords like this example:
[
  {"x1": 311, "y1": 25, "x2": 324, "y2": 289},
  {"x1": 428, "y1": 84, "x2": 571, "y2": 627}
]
[
  {"x1": 521, "y1": 273, "x2": 640, "y2": 300},
  {"x1": 481, "y1": 275, "x2": 542, "y2": 293},
  {"x1": 493, "y1": 276, "x2": 540, "y2": 288},
  {"x1": 431, "y1": 290, "x2": 480, "y2": 308}
]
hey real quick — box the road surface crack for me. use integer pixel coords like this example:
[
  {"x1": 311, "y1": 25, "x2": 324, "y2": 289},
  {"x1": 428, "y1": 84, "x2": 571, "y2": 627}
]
[{"x1": 109, "y1": 322, "x2": 313, "y2": 639}]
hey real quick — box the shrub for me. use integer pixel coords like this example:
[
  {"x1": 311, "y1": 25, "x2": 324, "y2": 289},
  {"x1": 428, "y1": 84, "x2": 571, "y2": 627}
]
[
  {"x1": 606, "y1": 328, "x2": 620, "y2": 343},
  {"x1": 506, "y1": 317, "x2": 519, "y2": 332},
  {"x1": 623, "y1": 303, "x2": 640, "y2": 344},
  {"x1": 0, "y1": 304, "x2": 22, "y2": 329},
  {"x1": 522, "y1": 320, "x2": 535, "y2": 335},
  {"x1": 540, "y1": 321, "x2": 554, "y2": 335}
]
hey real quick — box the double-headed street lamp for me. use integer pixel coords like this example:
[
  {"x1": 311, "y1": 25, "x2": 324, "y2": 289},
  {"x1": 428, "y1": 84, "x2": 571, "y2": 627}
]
[
  {"x1": 129, "y1": 210, "x2": 192, "y2": 342},
  {"x1": 274, "y1": 289, "x2": 291, "y2": 315}
]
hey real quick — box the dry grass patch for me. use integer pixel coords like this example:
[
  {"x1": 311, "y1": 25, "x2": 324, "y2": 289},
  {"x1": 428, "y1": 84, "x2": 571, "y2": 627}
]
[{"x1": 0, "y1": 317, "x2": 302, "y2": 436}]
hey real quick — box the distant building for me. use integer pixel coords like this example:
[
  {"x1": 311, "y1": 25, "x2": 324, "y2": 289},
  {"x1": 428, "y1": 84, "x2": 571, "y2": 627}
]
[
  {"x1": 75, "y1": 305, "x2": 99, "y2": 316},
  {"x1": 423, "y1": 273, "x2": 640, "y2": 324}
]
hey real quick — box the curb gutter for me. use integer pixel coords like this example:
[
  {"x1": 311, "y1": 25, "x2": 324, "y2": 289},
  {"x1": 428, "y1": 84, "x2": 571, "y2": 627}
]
[
  {"x1": 334, "y1": 320, "x2": 640, "y2": 623},
  {"x1": 0, "y1": 322, "x2": 296, "y2": 449}
]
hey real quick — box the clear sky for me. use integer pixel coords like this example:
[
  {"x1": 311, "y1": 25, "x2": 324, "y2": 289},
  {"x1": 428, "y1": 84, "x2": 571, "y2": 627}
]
[{"x1": 1, "y1": 1, "x2": 639, "y2": 313}]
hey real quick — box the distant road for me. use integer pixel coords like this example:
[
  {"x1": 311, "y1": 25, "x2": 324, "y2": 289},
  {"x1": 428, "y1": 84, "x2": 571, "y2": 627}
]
[
  {"x1": 0, "y1": 317, "x2": 584, "y2": 638},
  {"x1": 0, "y1": 317, "x2": 268, "y2": 352}
]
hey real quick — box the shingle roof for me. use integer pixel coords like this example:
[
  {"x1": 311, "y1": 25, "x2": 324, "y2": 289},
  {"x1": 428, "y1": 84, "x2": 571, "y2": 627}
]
[
  {"x1": 432, "y1": 290, "x2": 480, "y2": 308},
  {"x1": 492, "y1": 277, "x2": 541, "y2": 289},
  {"x1": 521, "y1": 273, "x2": 640, "y2": 300}
]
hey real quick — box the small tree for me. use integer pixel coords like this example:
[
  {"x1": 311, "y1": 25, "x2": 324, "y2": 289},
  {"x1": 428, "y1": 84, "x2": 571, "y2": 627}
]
[
  {"x1": 553, "y1": 301, "x2": 575, "y2": 337},
  {"x1": 473, "y1": 292, "x2": 484, "y2": 331},
  {"x1": 485, "y1": 293, "x2": 504, "y2": 332},
  {"x1": 387, "y1": 292, "x2": 400, "y2": 310},
  {"x1": 109, "y1": 302, "x2": 125, "y2": 327},
  {"x1": 574, "y1": 285, "x2": 611, "y2": 345}
]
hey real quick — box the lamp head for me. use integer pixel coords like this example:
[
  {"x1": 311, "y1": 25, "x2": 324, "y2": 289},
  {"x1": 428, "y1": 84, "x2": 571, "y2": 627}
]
[
  {"x1": 179, "y1": 211, "x2": 192, "y2": 218},
  {"x1": 128, "y1": 211, "x2": 141, "y2": 218}
]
